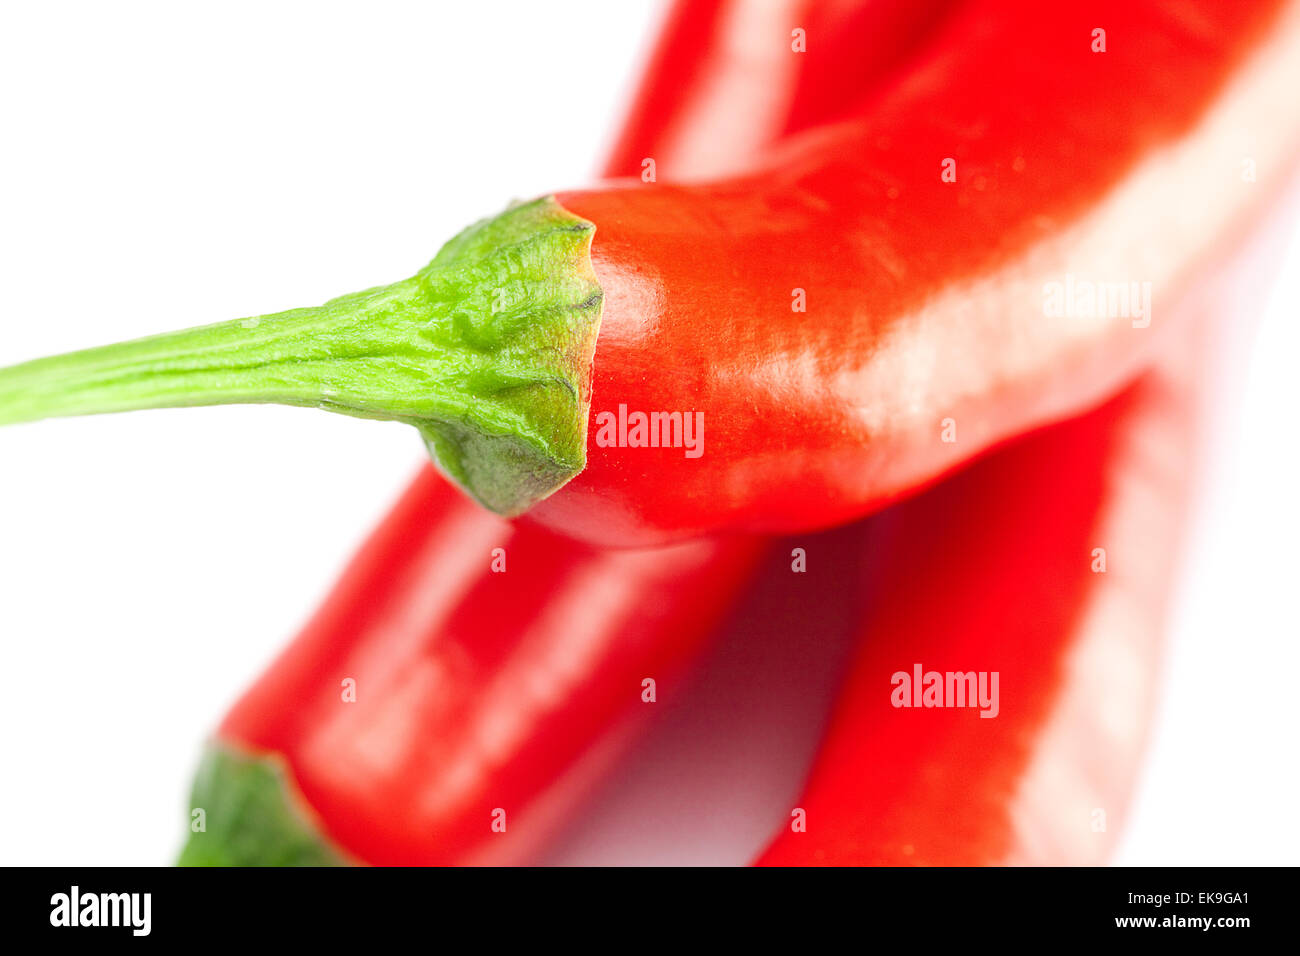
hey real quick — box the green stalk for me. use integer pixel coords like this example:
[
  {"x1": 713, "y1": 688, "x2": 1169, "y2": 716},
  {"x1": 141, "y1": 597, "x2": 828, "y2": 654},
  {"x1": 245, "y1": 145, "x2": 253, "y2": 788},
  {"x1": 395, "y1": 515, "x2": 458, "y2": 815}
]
[{"x1": 0, "y1": 197, "x2": 603, "y2": 516}]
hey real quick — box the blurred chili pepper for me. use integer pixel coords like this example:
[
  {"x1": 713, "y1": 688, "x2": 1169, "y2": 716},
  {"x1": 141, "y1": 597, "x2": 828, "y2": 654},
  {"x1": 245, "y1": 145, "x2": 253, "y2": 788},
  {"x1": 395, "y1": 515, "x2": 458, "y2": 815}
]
[
  {"x1": 755, "y1": 179, "x2": 1297, "y2": 865},
  {"x1": 756, "y1": 354, "x2": 1200, "y2": 865},
  {"x1": 179, "y1": 0, "x2": 951, "y2": 866},
  {"x1": 605, "y1": 0, "x2": 962, "y2": 181},
  {"x1": 183, "y1": 472, "x2": 761, "y2": 865}
]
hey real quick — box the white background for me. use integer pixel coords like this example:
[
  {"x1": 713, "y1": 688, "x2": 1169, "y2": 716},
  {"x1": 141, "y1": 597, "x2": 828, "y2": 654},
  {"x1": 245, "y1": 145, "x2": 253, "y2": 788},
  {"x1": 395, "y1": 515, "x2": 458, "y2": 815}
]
[{"x1": 0, "y1": 2, "x2": 1295, "y2": 866}]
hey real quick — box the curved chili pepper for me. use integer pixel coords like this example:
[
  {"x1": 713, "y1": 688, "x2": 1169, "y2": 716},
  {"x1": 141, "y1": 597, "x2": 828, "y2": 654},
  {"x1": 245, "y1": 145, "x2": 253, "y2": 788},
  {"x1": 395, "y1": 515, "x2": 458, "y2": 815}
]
[
  {"x1": 178, "y1": 0, "x2": 949, "y2": 866},
  {"x1": 183, "y1": 471, "x2": 762, "y2": 865},
  {"x1": 7, "y1": 3, "x2": 1295, "y2": 547}
]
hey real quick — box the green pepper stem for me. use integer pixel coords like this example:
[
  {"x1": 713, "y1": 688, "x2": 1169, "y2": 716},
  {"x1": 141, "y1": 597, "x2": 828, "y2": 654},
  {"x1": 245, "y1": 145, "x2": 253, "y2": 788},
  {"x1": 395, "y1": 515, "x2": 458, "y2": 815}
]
[
  {"x1": 178, "y1": 743, "x2": 349, "y2": 866},
  {"x1": 0, "y1": 197, "x2": 603, "y2": 515},
  {"x1": 0, "y1": 284, "x2": 425, "y2": 423}
]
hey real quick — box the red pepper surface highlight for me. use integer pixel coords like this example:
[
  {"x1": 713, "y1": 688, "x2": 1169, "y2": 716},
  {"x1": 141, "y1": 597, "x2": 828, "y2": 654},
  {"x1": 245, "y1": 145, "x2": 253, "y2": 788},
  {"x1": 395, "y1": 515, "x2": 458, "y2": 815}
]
[
  {"x1": 181, "y1": 0, "x2": 953, "y2": 866},
  {"x1": 527, "y1": 0, "x2": 1300, "y2": 546},
  {"x1": 755, "y1": 182, "x2": 1296, "y2": 865}
]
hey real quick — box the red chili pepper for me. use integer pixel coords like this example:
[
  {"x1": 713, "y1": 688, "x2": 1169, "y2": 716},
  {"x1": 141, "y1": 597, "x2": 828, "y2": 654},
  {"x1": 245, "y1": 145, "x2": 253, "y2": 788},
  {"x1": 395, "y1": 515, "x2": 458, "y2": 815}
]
[
  {"x1": 9, "y1": 3, "x2": 1291, "y2": 554},
  {"x1": 530, "y1": 0, "x2": 1300, "y2": 546},
  {"x1": 178, "y1": 0, "x2": 948, "y2": 866}
]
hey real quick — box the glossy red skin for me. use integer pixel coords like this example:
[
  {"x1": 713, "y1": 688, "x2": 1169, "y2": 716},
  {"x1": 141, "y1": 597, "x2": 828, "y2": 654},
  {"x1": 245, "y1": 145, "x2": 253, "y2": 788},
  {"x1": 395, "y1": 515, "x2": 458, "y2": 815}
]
[
  {"x1": 753, "y1": 169, "x2": 1300, "y2": 866},
  {"x1": 210, "y1": 0, "x2": 950, "y2": 865},
  {"x1": 531, "y1": 0, "x2": 1300, "y2": 547}
]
